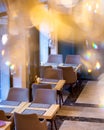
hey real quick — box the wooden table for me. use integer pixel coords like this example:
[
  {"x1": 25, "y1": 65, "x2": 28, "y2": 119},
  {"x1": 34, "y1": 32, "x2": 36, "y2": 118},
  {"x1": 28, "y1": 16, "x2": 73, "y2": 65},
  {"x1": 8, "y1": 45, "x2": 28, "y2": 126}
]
[
  {"x1": 0, "y1": 121, "x2": 11, "y2": 130},
  {"x1": 43, "y1": 62, "x2": 82, "y2": 71},
  {"x1": 18, "y1": 102, "x2": 59, "y2": 130},
  {"x1": 40, "y1": 79, "x2": 65, "y2": 91},
  {"x1": 0, "y1": 100, "x2": 27, "y2": 116},
  {"x1": 58, "y1": 63, "x2": 82, "y2": 72},
  {"x1": 0, "y1": 101, "x2": 59, "y2": 130},
  {"x1": 18, "y1": 102, "x2": 59, "y2": 119}
]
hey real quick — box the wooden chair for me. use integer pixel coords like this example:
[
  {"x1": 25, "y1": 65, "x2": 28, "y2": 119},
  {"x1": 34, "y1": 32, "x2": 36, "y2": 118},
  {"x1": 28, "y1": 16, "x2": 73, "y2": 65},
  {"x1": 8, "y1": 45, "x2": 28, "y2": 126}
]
[
  {"x1": 40, "y1": 65, "x2": 52, "y2": 78},
  {"x1": 32, "y1": 84, "x2": 52, "y2": 101},
  {"x1": 65, "y1": 54, "x2": 82, "y2": 84},
  {"x1": 32, "y1": 88, "x2": 57, "y2": 104},
  {"x1": 32, "y1": 89, "x2": 57, "y2": 130},
  {"x1": 0, "y1": 110, "x2": 14, "y2": 130},
  {"x1": 65, "y1": 54, "x2": 81, "y2": 65},
  {"x1": 43, "y1": 67, "x2": 64, "y2": 106},
  {"x1": 6, "y1": 88, "x2": 29, "y2": 102},
  {"x1": 43, "y1": 67, "x2": 63, "y2": 80},
  {"x1": 58, "y1": 66, "x2": 77, "y2": 96},
  {"x1": 47, "y1": 54, "x2": 63, "y2": 64},
  {"x1": 14, "y1": 112, "x2": 48, "y2": 130}
]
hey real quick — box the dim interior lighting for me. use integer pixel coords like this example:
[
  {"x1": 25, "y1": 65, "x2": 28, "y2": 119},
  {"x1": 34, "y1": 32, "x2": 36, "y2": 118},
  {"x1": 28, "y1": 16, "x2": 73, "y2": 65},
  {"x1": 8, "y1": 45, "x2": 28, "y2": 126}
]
[
  {"x1": 10, "y1": 64, "x2": 15, "y2": 70},
  {"x1": 88, "y1": 68, "x2": 92, "y2": 73},
  {"x1": 5, "y1": 61, "x2": 15, "y2": 74},
  {"x1": 2, "y1": 34, "x2": 8, "y2": 45},
  {"x1": 5, "y1": 61, "x2": 11, "y2": 66},
  {"x1": 95, "y1": 62, "x2": 101, "y2": 70},
  {"x1": 5, "y1": 61, "x2": 15, "y2": 69}
]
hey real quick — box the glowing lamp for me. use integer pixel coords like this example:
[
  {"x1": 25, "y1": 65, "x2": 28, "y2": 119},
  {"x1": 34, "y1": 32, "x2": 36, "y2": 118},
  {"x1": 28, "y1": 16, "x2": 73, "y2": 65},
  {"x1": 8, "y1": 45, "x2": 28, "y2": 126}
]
[
  {"x1": 88, "y1": 69, "x2": 92, "y2": 73},
  {"x1": 2, "y1": 34, "x2": 8, "y2": 45},
  {"x1": 95, "y1": 62, "x2": 101, "y2": 70}
]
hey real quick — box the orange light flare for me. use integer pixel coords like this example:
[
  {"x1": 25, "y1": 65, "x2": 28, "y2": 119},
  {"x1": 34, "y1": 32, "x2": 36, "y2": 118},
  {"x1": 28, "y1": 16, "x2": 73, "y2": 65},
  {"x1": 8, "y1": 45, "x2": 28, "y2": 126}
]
[
  {"x1": 7, "y1": 0, "x2": 104, "y2": 42},
  {"x1": 95, "y1": 61, "x2": 101, "y2": 70},
  {"x1": 29, "y1": 4, "x2": 64, "y2": 39},
  {"x1": 29, "y1": 1, "x2": 87, "y2": 42},
  {"x1": 88, "y1": 68, "x2": 92, "y2": 73},
  {"x1": 73, "y1": 0, "x2": 104, "y2": 42}
]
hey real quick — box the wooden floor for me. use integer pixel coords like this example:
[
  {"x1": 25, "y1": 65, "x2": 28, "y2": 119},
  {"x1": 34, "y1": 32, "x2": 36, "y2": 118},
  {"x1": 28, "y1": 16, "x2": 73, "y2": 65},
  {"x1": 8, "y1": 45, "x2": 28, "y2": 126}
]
[{"x1": 56, "y1": 73, "x2": 104, "y2": 130}]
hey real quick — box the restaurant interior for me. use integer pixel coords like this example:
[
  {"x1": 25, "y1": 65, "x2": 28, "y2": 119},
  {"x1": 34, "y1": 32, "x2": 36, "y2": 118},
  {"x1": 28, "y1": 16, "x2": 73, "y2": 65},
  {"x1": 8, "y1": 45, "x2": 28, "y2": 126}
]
[{"x1": 1, "y1": 0, "x2": 104, "y2": 130}]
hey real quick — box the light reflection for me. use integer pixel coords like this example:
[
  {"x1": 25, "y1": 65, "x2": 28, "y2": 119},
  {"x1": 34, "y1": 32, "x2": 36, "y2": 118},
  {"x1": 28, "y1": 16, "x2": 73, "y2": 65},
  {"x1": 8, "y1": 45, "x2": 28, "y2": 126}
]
[
  {"x1": 5, "y1": 61, "x2": 11, "y2": 66},
  {"x1": 1, "y1": 50, "x2": 5, "y2": 56},
  {"x1": 99, "y1": 103, "x2": 104, "y2": 108},
  {"x1": 85, "y1": 51, "x2": 91, "y2": 60},
  {"x1": 92, "y1": 42, "x2": 98, "y2": 49},
  {"x1": 88, "y1": 69, "x2": 92, "y2": 73},
  {"x1": 10, "y1": 64, "x2": 15, "y2": 70},
  {"x1": 95, "y1": 62, "x2": 101, "y2": 70},
  {"x1": 82, "y1": 48, "x2": 101, "y2": 72},
  {"x1": 2, "y1": 34, "x2": 8, "y2": 45}
]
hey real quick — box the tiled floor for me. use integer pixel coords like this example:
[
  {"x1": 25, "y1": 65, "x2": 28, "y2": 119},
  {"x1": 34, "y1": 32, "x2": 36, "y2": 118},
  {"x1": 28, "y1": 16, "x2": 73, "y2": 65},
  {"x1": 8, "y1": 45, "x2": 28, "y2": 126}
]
[
  {"x1": 56, "y1": 73, "x2": 104, "y2": 130},
  {"x1": 59, "y1": 120, "x2": 104, "y2": 130}
]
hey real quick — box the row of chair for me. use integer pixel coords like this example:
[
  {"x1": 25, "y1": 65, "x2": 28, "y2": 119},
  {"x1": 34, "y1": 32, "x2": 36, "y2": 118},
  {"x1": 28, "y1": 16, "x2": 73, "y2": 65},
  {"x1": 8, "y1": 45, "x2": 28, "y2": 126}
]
[
  {"x1": 40, "y1": 66, "x2": 78, "y2": 96},
  {"x1": 47, "y1": 54, "x2": 81, "y2": 64},
  {"x1": 2, "y1": 87, "x2": 57, "y2": 130},
  {"x1": 6, "y1": 87, "x2": 57, "y2": 104}
]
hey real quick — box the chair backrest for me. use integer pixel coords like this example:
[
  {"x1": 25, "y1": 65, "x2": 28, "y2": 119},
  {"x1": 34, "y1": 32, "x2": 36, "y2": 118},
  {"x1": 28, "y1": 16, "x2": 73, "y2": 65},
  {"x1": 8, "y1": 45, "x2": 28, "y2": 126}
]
[
  {"x1": 47, "y1": 54, "x2": 63, "y2": 64},
  {"x1": 58, "y1": 66, "x2": 77, "y2": 84},
  {"x1": 6, "y1": 88, "x2": 29, "y2": 102},
  {"x1": 40, "y1": 65, "x2": 52, "y2": 78},
  {"x1": 0, "y1": 110, "x2": 8, "y2": 121},
  {"x1": 32, "y1": 84, "x2": 52, "y2": 101},
  {"x1": 65, "y1": 54, "x2": 81, "y2": 65},
  {"x1": 43, "y1": 68, "x2": 63, "y2": 80},
  {"x1": 33, "y1": 89, "x2": 57, "y2": 104},
  {"x1": 14, "y1": 112, "x2": 48, "y2": 130},
  {"x1": 0, "y1": 110, "x2": 14, "y2": 129}
]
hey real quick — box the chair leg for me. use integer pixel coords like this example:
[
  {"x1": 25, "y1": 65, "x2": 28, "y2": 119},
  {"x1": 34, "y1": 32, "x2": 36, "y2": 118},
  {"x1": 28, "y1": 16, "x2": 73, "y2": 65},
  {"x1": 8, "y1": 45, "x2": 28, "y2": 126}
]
[
  {"x1": 48, "y1": 118, "x2": 57, "y2": 130},
  {"x1": 60, "y1": 91, "x2": 63, "y2": 103},
  {"x1": 70, "y1": 87, "x2": 74, "y2": 97},
  {"x1": 58, "y1": 91, "x2": 63, "y2": 107},
  {"x1": 54, "y1": 120, "x2": 57, "y2": 130}
]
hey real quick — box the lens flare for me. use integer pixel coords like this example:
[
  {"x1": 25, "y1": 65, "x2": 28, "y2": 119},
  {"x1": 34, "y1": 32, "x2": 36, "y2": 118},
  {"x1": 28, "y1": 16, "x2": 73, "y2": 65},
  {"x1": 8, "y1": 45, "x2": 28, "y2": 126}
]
[
  {"x1": 85, "y1": 51, "x2": 91, "y2": 60},
  {"x1": 1, "y1": 50, "x2": 5, "y2": 56},
  {"x1": 2, "y1": 34, "x2": 8, "y2": 45},
  {"x1": 10, "y1": 64, "x2": 15, "y2": 70},
  {"x1": 88, "y1": 68, "x2": 92, "y2": 73},
  {"x1": 5, "y1": 61, "x2": 11, "y2": 66},
  {"x1": 99, "y1": 104, "x2": 104, "y2": 108},
  {"x1": 95, "y1": 62, "x2": 101, "y2": 70},
  {"x1": 92, "y1": 42, "x2": 98, "y2": 49}
]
